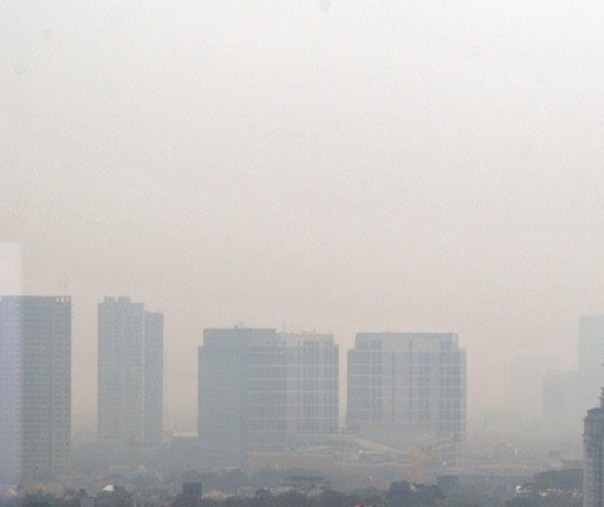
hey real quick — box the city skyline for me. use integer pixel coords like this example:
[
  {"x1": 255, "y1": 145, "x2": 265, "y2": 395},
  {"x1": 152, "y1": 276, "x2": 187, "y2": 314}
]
[
  {"x1": 1, "y1": 283, "x2": 600, "y2": 435},
  {"x1": 0, "y1": 282, "x2": 600, "y2": 435},
  {"x1": 8, "y1": 266, "x2": 599, "y2": 431},
  {"x1": 2, "y1": 0, "x2": 604, "y2": 503},
  {"x1": 0, "y1": 288, "x2": 601, "y2": 492}
]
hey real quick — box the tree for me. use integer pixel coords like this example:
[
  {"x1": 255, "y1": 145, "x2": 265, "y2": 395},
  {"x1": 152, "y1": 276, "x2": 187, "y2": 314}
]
[{"x1": 96, "y1": 487, "x2": 134, "y2": 507}]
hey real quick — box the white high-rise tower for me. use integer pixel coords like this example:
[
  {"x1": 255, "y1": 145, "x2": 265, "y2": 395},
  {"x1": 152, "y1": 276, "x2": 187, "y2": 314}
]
[
  {"x1": 347, "y1": 332, "x2": 466, "y2": 470},
  {"x1": 97, "y1": 297, "x2": 164, "y2": 460},
  {"x1": 0, "y1": 296, "x2": 71, "y2": 484}
]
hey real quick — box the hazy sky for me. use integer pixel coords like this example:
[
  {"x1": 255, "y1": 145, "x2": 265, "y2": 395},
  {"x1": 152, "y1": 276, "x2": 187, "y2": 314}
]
[{"x1": 2, "y1": 0, "x2": 604, "y2": 429}]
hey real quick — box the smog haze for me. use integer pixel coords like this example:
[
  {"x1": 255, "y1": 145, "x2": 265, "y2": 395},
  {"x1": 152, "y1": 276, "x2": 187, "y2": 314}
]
[{"x1": 2, "y1": 0, "x2": 604, "y2": 431}]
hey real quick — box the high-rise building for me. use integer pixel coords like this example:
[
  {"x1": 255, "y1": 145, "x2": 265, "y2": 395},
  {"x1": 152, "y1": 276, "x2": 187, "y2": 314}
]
[
  {"x1": 144, "y1": 312, "x2": 164, "y2": 446},
  {"x1": 97, "y1": 297, "x2": 163, "y2": 458},
  {"x1": 583, "y1": 390, "x2": 604, "y2": 507},
  {"x1": 579, "y1": 316, "x2": 604, "y2": 412},
  {"x1": 0, "y1": 298, "x2": 22, "y2": 485},
  {"x1": 0, "y1": 296, "x2": 71, "y2": 484},
  {"x1": 347, "y1": 332, "x2": 466, "y2": 469},
  {"x1": 198, "y1": 328, "x2": 339, "y2": 468},
  {"x1": 282, "y1": 333, "x2": 339, "y2": 438},
  {"x1": 198, "y1": 328, "x2": 279, "y2": 468}
]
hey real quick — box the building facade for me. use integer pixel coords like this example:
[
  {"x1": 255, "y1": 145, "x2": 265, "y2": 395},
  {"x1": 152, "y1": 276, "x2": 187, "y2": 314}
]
[
  {"x1": 347, "y1": 332, "x2": 466, "y2": 469},
  {"x1": 198, "y1": 328, "x2": 279, "y2": 468},
  {"x1": 198, "y1": 328, "x2": 339, "y2": 468},
  {"x1": 0, "y1": 296, "x2": 71, "y2": 484},
  {"x1": 282, "y1": 333, "x2": 339, "y2": 438},
  {"x1": 580, "y1": 316, "x2": 604, "y2": 414},
  {"x1": 97, "y1": 297, "x2": 163, "y2": 458},
  {"x1": 584, "y1": 390, "x2": 604, "y2": 507},
  {"x1": 144, "y1": 312, "x2": 164, "y2": 446}
]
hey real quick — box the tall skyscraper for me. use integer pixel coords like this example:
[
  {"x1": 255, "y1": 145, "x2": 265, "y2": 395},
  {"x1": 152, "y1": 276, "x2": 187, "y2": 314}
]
[
  {"x1": 579, "y1": 316, "x2": 604, "y2": 412},
  {"x1": 97, "y1": 297, "x2": 163, "y2": 458},
  {"x1": 583, "y1": 390, "x2": 604, "y2": 507},
  {"x1": 198, "y1": 328, "x2": 339, "y2": 469},
  {"x1": 0, "y1": 297, "x2": 22, "y2": 485},
  {"x1": 198, "y1": 328, "x2": 281, "y2": 468},
  {"x1": 0, "y1": 296, "x2": 71, "y2": 484},
  {"x1": 144, "y1": 312, "x2": 164, "y2": 446},
  {"x1": 347, "y1": 332, "x2": 466, "y2": 469}
]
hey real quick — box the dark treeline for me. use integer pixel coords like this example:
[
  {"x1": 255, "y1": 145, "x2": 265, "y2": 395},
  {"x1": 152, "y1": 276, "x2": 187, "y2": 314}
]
[
  {"x1": 203, "y1": 482, "x2": 447, "y2": 507},
  {"x1": 0, "y1": 482, "x2": 451, "y2": 507},
  {"x1": 0, "y1": 488, "x2": 136, "y2": 507},
  {"x1": 0, "y1": 469, "x2": 583, "y2": 507}
]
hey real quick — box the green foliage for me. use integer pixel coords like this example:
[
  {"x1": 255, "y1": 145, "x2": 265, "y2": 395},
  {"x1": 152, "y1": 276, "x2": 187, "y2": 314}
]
[
  {"x1": 0, "y1": 479, "x2": 462, "y2": 507},
  {"x1": 195, "y1": 481, "x2": 448, "y2": 507}
]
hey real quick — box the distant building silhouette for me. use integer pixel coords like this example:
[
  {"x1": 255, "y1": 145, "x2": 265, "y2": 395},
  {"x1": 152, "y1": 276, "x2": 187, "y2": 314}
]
[
  {"x1": 97, "y1": 297, "x2": 164, "y2": 460},
  {"x1": 0, "y1": 296, "x2": 71, "y2": 484},
  {"x1": 543, "y1": 370, "x2": 582, "y2": 437},
  {"x1": 509, "y1": 354, "x2": 558, "y2": 420},
  {"x1": 198, "y1": 327, "x2": 339, "y2": 468},
  {"x1": 347, "y1": 332, "x2": 466, "y2": 470},
  {"x1": 583, "y1": 389, "x2": 604, "y2": 507},
  {"x1": 542, "y1": 316, "x2": 604, "y2": 440}
]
